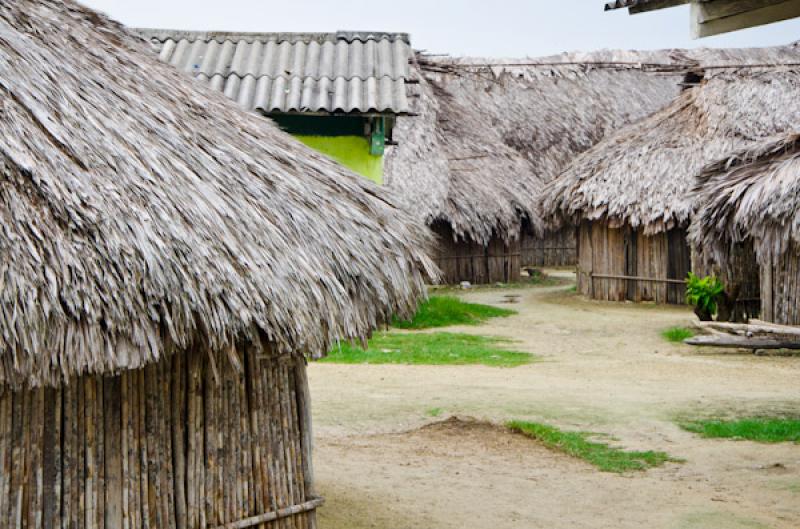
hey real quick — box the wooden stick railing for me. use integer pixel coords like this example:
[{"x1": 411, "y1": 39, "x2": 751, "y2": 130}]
[
  {"x1": 213, "y1": 497, "x2": 325, "y2": 529},
  {"x1": 589, "y1": 273, "x2": 686, "y2": 285}
]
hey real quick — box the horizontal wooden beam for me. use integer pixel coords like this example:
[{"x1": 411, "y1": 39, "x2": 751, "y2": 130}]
[
  {"x1": 630, "y1": 0, "x2": 688, "y2": 13},
  {"x1": 590, "y1": 273, "x2": 686, "y2": 285},
  {"x1": 691, "y1": 0, "x2": 800, "y2": 37},
  {"x1": 694, "y1": 320, "x2": 800, "y2": 336},
  {"x1": 686, "y1": 335, "x2": 800, "y2": 349},
  {"x1": 213, "y1": 497, "x2": 325, "y2": 529},
  {"x1": 693, "y1": 0, "x2": 788, "y2": 21}
]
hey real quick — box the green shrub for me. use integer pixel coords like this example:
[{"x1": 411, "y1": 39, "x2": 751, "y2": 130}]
[{"x1": 685, "y1": 272, "x2": 725, "y2": 321}]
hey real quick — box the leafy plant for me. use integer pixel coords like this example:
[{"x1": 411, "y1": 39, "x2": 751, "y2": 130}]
[{"x1": 685, "y1": 272, "x2": 725, "y2": 321}]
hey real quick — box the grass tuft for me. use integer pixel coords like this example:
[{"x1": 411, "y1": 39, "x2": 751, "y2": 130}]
[
  {"x1": 507, "y1": 420, "x2": 679, "y2": 473},
  {"x1": 322, "y1": 332, "x2": 534, "y2": 367},
  {"x1": 393, "y1": 296, "x2": 514, "y2": 329},
  {"x1": 680, "y1": 418, "x2": 800, "y2": 443},
  {"x1": 426, "y1": 407, "x2": 444, "y2": 417},
  {"x1": 662, "y1": 326, "x2": 695, "y2": 343}
]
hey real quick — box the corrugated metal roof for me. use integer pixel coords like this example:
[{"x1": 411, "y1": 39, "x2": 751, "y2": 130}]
[{"x1": 136, "y1": 29, "x2": 411, "y2": 114}]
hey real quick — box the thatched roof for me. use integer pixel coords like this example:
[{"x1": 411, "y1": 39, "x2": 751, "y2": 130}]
[
  {"x1": 0, "y1": 0, "x2": 435, "y2": 387},
  {"x1": 384, "y1": 52, "x2": 685, "y2": 244},
  {"x1": 541, "y1": 52, "x2": 800, "y2": 235},
  {"x1": 690, "y1": 133, "x2": 800, "y2": 262}
]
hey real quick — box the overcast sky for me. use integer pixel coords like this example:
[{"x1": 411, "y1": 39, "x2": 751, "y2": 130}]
[{"x1": 82, "y1": 0, "x2": 799, "y2": 57}]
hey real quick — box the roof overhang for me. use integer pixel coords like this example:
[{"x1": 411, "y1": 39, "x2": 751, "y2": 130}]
[{"x1": 605, "y1": 0, "x2": 800, "y2": 37}]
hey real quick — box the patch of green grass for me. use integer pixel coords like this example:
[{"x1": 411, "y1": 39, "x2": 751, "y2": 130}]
[
  {"x1": 426, "y1": 407, "x2": 444, "y2": 417},
  {"x1": 662, "y1": 326, "x2": 696, "y2": 343},
  {"x1": 322, "y1": 332, "x2": 534, "y2": 367},
  {"x1": 507, "y1": 421, "x2": 679, "y2": 473},
  {"x1": 392, "y1": 296, "x2": 514, "y2": 329},
  {"x1": 680, "y1": 418, "x2": 800, "y2": 443}
]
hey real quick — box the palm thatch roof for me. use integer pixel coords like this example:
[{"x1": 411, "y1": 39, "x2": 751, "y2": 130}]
[
  {"x1": 0, "y1": 0, "x2": 435, "y2": 387},
  {"x1": 541, "y1": 49, "x2": 800, "y2": 235},
  {"x1": 690, "y1": 133, "x2": 800, "y2": 263},
  {"x1": 384, "y1": 52, "x2": 686, "y2": 245}
]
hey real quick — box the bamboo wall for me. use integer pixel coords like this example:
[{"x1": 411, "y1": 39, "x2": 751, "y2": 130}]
[
  {"x1": 577, "y1": 220, "x2": 691, "y2": 304},
  {"x1": 0, "y1": 348, "x2": 318, "y2": 529},
  {"x1": 432, "y1": 222, "x2": 521, "y2": 284},
  {"x1": 759, "y1": 242, "x2": 800, "y2": 326},
  {"x1": 693, "y1": 240, "x2": 761, "y2": 321},
  {"x1": 521, "y1": 225, "x2": 577, "y2": 268}
]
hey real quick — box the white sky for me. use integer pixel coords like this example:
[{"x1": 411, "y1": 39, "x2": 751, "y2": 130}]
[{"x1": 81, "y1": 0, "x2": 800, "y2": 57}]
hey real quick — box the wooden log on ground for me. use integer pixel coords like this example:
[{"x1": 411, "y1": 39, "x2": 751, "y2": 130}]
[
  {"x1": 693, "y1": 321, "x2": 800, "y2": 337},
  {"x1": 685, "y1": 335, "x2": 800, "y2": 349}
]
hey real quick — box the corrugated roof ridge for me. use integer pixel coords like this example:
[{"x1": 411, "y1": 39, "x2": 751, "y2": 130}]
[
  {"x1": 135, "y1": 28, "x2": 410, "y2": 44},
  {"x1": 210, "y1": 72, "x2": 406, "y2": 82}
]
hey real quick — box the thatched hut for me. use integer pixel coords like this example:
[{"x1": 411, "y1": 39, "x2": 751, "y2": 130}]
[
  {"x1": 541, "y1": 58, "x2": 800, "y2": 306},
  {"x1": 691, "y1": 133, "x2": 800, "y2": 325},
  {"x1": 385, "y1": 52, "x2": 684, "y2": 284},
  {"x1": 0, "y1": 2, "x2": 432, "y2": 529}
]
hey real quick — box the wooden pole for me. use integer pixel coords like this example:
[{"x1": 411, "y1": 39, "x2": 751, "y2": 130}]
[
  {"x1": 590, "y1": 272, "x2": 686, "y2": 285},
  {"x1": 210, "y1": 497, "x2": 325, "y2": 529}
]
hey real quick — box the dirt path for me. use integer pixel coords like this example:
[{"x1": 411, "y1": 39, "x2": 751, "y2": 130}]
[{"x1": 309, "y1": 272, "x2": 800, "y2": 529}]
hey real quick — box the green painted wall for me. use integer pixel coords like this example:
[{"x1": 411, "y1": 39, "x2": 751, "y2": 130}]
[{"x1": 295, "y1": 135, "x2": 383, "y2": 184}]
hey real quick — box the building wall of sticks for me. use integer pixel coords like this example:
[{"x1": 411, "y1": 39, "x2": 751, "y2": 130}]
[
  {"x1": 521, "y1": 225, "x2": 577, "y2": 268},
  {"x1": 759, "y1": 242, "x2": 800, "y2": 326},
  {"x1": 694, "y1": 241, "x2": 762, "y2": 322},
  {"x1": 432, "y1": 222, "x2": 521, "y2": 284},
  {"x1": 576, "y1": 220, "x2": 692, "y2": 304},
  {"x1": 0, "y1": 348, "x2": 318, "y2": 529}
]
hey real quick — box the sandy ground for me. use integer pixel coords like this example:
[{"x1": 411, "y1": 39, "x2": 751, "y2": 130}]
[{"x1": 309, "y1": 271, "x2": 800, "y2": 529}]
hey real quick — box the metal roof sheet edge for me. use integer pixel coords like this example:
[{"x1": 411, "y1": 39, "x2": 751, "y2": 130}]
[{"x1": 135, "y1": 28, "x2": 411, "y2": 44}]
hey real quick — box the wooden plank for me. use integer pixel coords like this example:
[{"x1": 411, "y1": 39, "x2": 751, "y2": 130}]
[
  {"x1": 105, "y1": 376, "x2": 123, "y2": 529},
  {"x1": 120, "y1": 372, "x2": 133, "y2": 529},
  {"x1": 187, "y1": 351, "x2": 205, "y2": 529},
  {"x1": 629, "y1": 0, "x2": 687, "y2": 14},
  {"x1": 172, "y1": 353, "x2": 188, "y2": 529},
  {"x1": 694, "y1": 0, "x2": 794, "y2": 22},
  {"x1": 0, "y1": 387, "x2": 11, "y2": 526},
  {"x1": 136, "y1": 369, "x2": 151, "y2": 529},
  {"x1": 667, "y1": 228, "x2": 691, "y2": 304},
  {"x1": 84, "y1": 378, "x2": 98, "y2": 529},
  {"x1": 9, "y1": 389, "x2": 23, "y2": 529},
  {"x1": 42, "y1": 387, "x2": 61, "y2": 529},
  {"x1": 624, "y1": 226, "x2": 638, "y2": 301},
  {"x1": 692, "y1": 0, "x2": 800, "y2": 37},
  {"x1": 29, "y1": 387, "x2": 44, "y2": 529},
  {"x1": 686, "y1": 334, "x2": 800, "y2": 349},
  {"x1": 76, "y1": 378, "x2": 87, "y2": 529}
]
